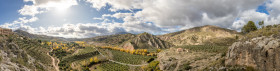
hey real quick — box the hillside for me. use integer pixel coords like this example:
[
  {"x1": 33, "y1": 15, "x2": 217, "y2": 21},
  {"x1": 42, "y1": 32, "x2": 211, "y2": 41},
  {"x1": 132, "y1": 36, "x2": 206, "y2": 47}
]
[
  {"x1": 14, "y1": 29, "x2": 68, "y2": 41},
  {"x1": 0, "y1": 33, "x2": 54, "y2": 71},
  {"x1": 121, "y1": 32, "x2": 174, "y2": 50},
  {"x1": 159, "y1": 25, "x2": 241, "y2": 46},
  {"x1": 84, "y1": 33, "x2": 136, "y2": 46}
]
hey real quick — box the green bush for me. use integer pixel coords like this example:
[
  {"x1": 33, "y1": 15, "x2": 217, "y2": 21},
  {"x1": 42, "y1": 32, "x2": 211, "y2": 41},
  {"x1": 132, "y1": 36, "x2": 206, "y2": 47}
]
[
  {"x1": 148, "y1": 61, "x2": 159, "y2": 70},
  {"x1": 181, "y1": 63, "x2": 192, "y2": 70},
  {"x1": 242, "y1": 21, "x2": 257, "y2": 34},
  {"x1": 147, "y1": 58, "x2": 155, "y2": 63},
  {"x1": 245, "y1": 24, "x2": 280, "y2": 40}
]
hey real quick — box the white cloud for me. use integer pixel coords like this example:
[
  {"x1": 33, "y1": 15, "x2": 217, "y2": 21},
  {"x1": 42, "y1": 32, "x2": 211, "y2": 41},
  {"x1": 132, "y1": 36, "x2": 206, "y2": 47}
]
[
  {"x1": 103, "y1": 13, "x2": 164, "y2": 34},
  {"x1": 0, "y1": 17, "x2": 38, "y2": 29},
  {"x1": 18, "y1": 5, "x2": 43, "y2": 16},
  {"x1": 86, "y1": 0, "x2": 142, "y2": 11},
  {"x1": 112, "y1": 13, "x2": 133, "y2": 19},
  {"x1": 86, "y1": 0, "x2": 108, "y2": 10},
  {"x1": 19, "y1": 17, "x2": 39, "y2": 23},
  {"x1": 267, "y1": 0, "x2": 280, "y2": 17},
  {"x1": 232, "y1": 0, "x2": 280, "y2": 30},
  {"x1": 86, "y1": 0, "x2": 266, "y2": 30},
  {"x1": 13, "y1": 23, "x2": 127, "y2": 38},
  {"x1": 19, "y1": 0, "x2": 78, "y2": 16},
  {"x1": 264, "y1": 16, "x2": 280, "y2": 25},
  {"x1": 232, "y1": 9, "x2": 269, "y2": 30}
]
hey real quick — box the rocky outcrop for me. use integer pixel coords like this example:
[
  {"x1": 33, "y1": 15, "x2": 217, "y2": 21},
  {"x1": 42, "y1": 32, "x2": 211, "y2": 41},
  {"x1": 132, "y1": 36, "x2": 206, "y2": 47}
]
[
  {"x1": 122, "y1": 32, "x2": 174, "y2": 50},
  {"x1": 226, "y1": 35, "x2": 280, "y2": 71}
]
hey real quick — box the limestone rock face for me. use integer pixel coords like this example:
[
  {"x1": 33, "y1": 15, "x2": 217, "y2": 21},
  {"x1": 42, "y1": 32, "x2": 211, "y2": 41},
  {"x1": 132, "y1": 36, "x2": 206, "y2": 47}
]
[{"x1": 226, "y1": 36, "x2": 280, "y2": 71}]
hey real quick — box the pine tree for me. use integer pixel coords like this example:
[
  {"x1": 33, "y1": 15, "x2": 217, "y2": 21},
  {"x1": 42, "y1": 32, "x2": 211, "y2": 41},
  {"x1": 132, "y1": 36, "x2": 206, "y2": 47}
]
[{"x1": 242, "y1": 21, "x2": 257, "y2": 34}]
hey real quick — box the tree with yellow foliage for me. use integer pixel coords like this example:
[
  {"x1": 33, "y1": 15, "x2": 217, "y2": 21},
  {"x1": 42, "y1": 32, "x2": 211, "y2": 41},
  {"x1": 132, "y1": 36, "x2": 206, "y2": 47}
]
[
  {"x1": 47, "y1": 41, "x2": 52, "y2": 46},
  {"x1": 144, "y1": 49, "x2": 148, "y2": 53},
  {"x1": 54, "y1": 42, "x2": 58, "y2": 45},
  {"x1": 125, "y1": 49, "x2": 129, "y2": 53},
  {"x1": 130, "y1": 50, "x2": 135, "y2": 54},
  {"x1": 120, "y1": 48, "x2": 124, "y2": 52},
  {"x1": 157, "y1": 49, "x2": 161, "y2": 53},
  {"x1": 90, "y1": 58, "x2": 93, "y2": 63},
  {"x1": 142, "y1": 52, "x2": 145, "y2": 56},
  {"x1": 94, "y1": 56, "x2": 98, "y2": 63}
]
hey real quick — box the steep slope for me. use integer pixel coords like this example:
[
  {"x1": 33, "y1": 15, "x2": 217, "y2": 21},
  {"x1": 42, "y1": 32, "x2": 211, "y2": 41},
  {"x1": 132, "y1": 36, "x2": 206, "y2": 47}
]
[
  {"x1": 14, "y1": 29, "x2": 67, "y2": 41},
  {"x1": 159, "y1": 25, "x2": 241, "y2": 46},
  {"x1": 84, "y1": 33, "x2": 136, "y2": 46},
  {"x1": 0, "y1": 34, "x2": 54, "y2": 71},
  {"x1": 122, "y1": 32, "x2": 174, "y2": 50}
]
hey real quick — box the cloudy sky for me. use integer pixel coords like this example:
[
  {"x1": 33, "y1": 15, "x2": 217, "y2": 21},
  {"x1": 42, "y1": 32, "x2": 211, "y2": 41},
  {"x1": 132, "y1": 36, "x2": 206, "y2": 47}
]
[{"x1": 0, "y1": 0, "x2": 279, "y2": 38}]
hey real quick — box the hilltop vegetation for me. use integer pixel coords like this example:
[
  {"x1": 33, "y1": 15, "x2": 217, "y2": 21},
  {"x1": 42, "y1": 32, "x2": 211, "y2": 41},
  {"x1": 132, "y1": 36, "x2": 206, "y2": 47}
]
[{"x1": 244, "y1": 24, "x2": 280, "y2": 40}]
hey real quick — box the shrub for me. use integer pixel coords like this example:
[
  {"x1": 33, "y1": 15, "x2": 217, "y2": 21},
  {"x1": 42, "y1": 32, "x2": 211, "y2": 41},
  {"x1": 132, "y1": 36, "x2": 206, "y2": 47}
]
[
  {"x1": 147, "y1": 58, "x2": 155, "y2": 63},
  {"x1": 148, "y1": 61, "x2": 159, "y2": 70},
  {"x1": 182, "y1": 63, "x2": 192, "y2": 70}
]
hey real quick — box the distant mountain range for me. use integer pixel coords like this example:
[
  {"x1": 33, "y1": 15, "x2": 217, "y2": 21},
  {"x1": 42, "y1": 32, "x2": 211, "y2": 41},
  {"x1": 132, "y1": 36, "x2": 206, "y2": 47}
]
[{"x1": 14, "y1": 29, "x2": 82, "y2": 41}]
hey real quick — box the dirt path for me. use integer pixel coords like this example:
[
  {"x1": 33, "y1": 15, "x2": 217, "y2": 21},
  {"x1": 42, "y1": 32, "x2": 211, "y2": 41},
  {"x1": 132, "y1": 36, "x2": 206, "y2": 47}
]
[{"x1": 47, "y1": 49, "x2": 60, "y2": 71}]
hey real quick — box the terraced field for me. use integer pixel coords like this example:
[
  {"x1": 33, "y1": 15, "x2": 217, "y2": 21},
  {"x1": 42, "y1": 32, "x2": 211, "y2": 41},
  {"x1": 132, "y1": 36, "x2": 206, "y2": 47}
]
[
  {"x1": 99, "y1": 48, "x2": 156, "y2": 65},
  {"x1": 98, "y1": 61, "x2": 130, "y2": 71}
]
